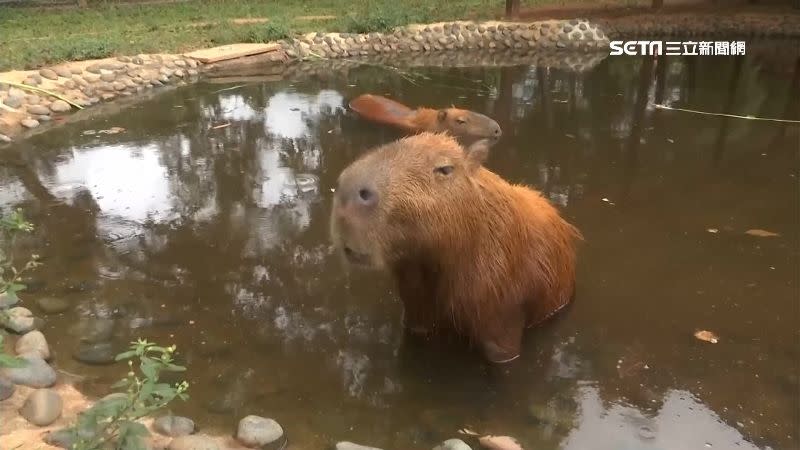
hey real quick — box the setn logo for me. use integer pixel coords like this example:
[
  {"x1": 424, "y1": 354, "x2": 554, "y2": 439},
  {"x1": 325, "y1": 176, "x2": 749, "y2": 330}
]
[{"x1": 610, "y1": 40, "x2": 746, "y2": 56}]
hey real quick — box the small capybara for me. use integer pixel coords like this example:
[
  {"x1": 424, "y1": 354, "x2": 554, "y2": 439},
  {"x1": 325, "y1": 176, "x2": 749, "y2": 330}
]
[
  {"x1": 330, "y1": 132, "x2": 582, "y2": 363},
  {"x1": 349, "y1": 94, "x2": 502, "y2": 140}
]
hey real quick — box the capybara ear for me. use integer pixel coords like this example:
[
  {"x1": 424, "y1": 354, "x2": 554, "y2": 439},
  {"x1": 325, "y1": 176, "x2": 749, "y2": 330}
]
[
  {"x1": 465, "y1": 139, "x2": 490, "y2": 172},
  {"x1": 437, "y1": 109, "x2": 448, "y2": 122}
]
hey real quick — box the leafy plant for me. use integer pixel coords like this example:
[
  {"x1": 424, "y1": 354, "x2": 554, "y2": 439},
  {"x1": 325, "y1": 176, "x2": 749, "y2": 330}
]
[
  {"x1": 0, "y1": 334, "x2": 26, "y2": 368},
  {"x1": 65, "y1": 339, "x2": 189, "y2": 450},
  {"x1": 0, "y1": 208, "x2": 40, "y2": 305}
]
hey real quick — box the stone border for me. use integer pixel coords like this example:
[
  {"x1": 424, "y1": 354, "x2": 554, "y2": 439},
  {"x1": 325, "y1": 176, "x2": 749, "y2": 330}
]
[
  {"x1": 277, "y1": 19, "x2": 609, "y2": 60},
  {"x1": 0, "y1": 18, "x2": 610, "y2": 143}
]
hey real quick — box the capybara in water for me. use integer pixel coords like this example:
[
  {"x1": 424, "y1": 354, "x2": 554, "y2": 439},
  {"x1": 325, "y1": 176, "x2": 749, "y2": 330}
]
[
  {"x1": 349, "y1": 94, "x2": 502, "y2": 140},
  {"x1": 330, "y1": 133, "x2": 582, "y2": 363}
]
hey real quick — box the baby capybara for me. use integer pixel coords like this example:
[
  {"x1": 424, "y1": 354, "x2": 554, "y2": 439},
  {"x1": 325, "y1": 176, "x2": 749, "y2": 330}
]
[
  {"x1": 349, "y1": 94, "x2": 502, "y2": 140},
  {"x1": 330, "y1": 133, "x2": 582, "y2": 363}
]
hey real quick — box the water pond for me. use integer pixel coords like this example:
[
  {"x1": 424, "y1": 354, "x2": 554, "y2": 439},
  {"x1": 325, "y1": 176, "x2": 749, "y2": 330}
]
[{"x1": 0, "y1": 45, "x2": 798, "y2": 450}]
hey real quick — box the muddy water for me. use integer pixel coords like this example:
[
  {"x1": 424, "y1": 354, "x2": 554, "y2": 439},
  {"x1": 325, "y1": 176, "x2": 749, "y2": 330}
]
[{"x1": 1, "y1": 47, "x2": 798, "y2": 450}]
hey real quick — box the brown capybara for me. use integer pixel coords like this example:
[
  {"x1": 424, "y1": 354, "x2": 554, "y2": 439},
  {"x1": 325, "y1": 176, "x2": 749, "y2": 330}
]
[
  {"x1": 348, "y1": 94, "x2": 502, "y2": 140},
  {"x1": 330, "y1": 132, "x2": 582, "y2": 364}
]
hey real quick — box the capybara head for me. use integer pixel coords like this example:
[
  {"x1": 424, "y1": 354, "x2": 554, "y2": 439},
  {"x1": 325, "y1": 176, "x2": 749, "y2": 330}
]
[
  {"x1": 330, "y1": 133, "x2": 490, "y2": 269},
  {"x1": 435, "y1": 108, "x2": 502, "y2": 140}
]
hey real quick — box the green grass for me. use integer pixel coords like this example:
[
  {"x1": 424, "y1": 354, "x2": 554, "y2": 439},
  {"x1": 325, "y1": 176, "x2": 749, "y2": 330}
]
[{"x1": 0, "y1": 0, "x2": 573, "y2": 71}]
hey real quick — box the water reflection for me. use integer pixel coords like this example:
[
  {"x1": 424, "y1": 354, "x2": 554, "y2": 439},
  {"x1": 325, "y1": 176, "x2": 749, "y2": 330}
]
[{"x1": 0, "y1": 45, "x2": 797, "y2": 449}]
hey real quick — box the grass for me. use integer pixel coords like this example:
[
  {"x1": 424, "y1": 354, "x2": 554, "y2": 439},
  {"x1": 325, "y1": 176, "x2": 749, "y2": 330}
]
[{"x1": 0, "y1": 0, "x2": 575, "y2": 71}]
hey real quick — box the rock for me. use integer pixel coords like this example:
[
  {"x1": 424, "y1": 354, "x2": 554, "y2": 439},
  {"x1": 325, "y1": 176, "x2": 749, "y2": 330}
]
[
  {"x1": 336, "y1": 443, "x2": 383, "y2": 450},
  {"x1": 168, "y1": 435, "x2": 220, "y2": 450},
  {"x1": 37, "y1": 114, "x2": 52, "y2": 122},
  {"x1": 55, "y1": 67, "x2": 72, "y2": 78},
  {"x1": 83, "y1": 73, "x2": 101, "y2": 83},
  {"x1": 100, "y1": 72, "x2": 116, "y2": 82},
  {"x1": 35, "y1": 297, "x2": 70, "y2": 315},
  {"x1": 23, "y1": 77, "x2": 40, "y2": 86},
  {"x1": 20, "y1": 388, "x2": 63, "y2": 426},
  {"x1": 15, "y1": 330, "x2": 50, "y2": 360},
  {"x1": 39, "y1": 69, "x2": 59, "y2": 80},
  {"x1": 101, "y1": 93, "x2": 116, "y2": 101},
  {"x1": 0, "y1": 134, "x2": 11, "y2": 143},
  {"x1": 153, "y1": 415, "x2": 195, "y2": 437},
  {"x1": 26, "y1": 95, "x2": 40, "y2": 104},
  {"x1": 0, "y1": 292, "x2": 18, "y2": 309},
  {"x1": 49, "y1": 100, "x2": 71, "y2": 113},
  {"x1": 0, "y1": 354, "x2": 57, "y2": 387},
  {"x1": 73, "y1": 341, "x2": 116, "y2": 365},
  {"x1": 434, "y1": 439, "x2": 472, "y2": 450},
  {"x1": 174, "y1": 59, "x2": 187, "y2": 68},
  {"x1": 63, "y1": 80, "x2": 77, "y2": 89},
  {"x1": 3, "y1": 96, "x2": 23, "y2": 109},
  {"x1": 113, "y1": 81, "x2": 126, "y2": 91},
  {"x1": 4, "y1": 307, "x2": 36, "y2": 333},
  {"x1": 8, "y1": 87, "x2": 25, "y2": 98},
  {"x1": 26, "y1": 104, "x2": 51, "y2": 116},
  {"x1": 0, "y1": 376, "x2": 15, "y2": 400},
  {"x1": 70, "y1": 66, "x2": 83, "y2": 74},
  {"x1": 236, "y1": 415, "x2": 283, "y2": 447},
  {"x1": 117, "y1": 56, "x2": 131, "y2": 63},
  {"x1": 132, "y1": 56, "x2": 144, "y2": 65}
]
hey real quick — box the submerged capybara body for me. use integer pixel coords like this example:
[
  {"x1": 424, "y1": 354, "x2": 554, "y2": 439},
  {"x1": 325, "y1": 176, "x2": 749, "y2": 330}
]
[
  {"x1": 349, "y1": 94, "x2": 502, "y2": 140},
  {"x1": 330, "y1": 133, "x2": 582, "y2": 363}
]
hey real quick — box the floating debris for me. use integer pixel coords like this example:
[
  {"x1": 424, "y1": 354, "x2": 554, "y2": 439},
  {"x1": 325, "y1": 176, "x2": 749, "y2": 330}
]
[
  {"x1": 478, "y1": 435, "x2": 523, "y2": 450},
  {"x1": 745, "y1": 229, "x2": 780, "y2": 237},
  {"x1": 210, "y1": 122, "x2": 231, "y2": 130},
  {"x1": 694, "y1": 330, "x2": 719, "y2": 344},
  {"x1": 707, "y1": 228, "x2": 719, "y2": 233}
]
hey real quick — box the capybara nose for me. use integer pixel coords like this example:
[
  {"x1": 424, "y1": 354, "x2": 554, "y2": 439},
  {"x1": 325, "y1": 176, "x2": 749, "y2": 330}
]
[
  {"x1": 493, "y1": 124, "x2": 502, "y2": 137},
  {"x1": 355, "y1": 186, "x2": 378, "y2": 208}
]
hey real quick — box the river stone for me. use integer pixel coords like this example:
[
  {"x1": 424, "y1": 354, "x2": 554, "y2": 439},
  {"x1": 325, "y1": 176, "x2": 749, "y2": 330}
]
[
  {"x1": 20, "y1": 388, "x2": 63, "y2": 426},
  {"x1": 26, "y1": 104, "x2": 50, "y2": 116},
  {"x1": 50, "y1": 100, "x2": 71, "y2": 113},
  {"x1": 236, "y1": 415, "x2": 283, "y2": 447},
  {"x1": 73, "y1": 341, "x2": 116, "y2": 365},
  {"x1": 0, "y1": 376, "x2": 15, "y2": 400},
  {"x1": 3, "y1": 96, "x2": 22, "y2": 109},
  {"x1": 0, "y1": 354, "x2": 56, "y2": 387},
  {"x1": 86, "y1": 64, "x2": 102, "y2": 74},
  {"x1": 0, "y1": 292, "x2": 18, "y2": 309},
  {"x1": 433, "y1": 439, "x2": 472, "y2": 450},
  {"x1": 71, "y1": 75, "x2": 88, "y2": 86},
  {"x1": 15, "y1": 330, "x2": 50, "y2": 360},
  {"x1": 4, "y1": 307, "x2": 36, "y2": 333},
  {"x1": 83, "y1": 73, "x2": 101, "y2": 83},
  {"x1": 100, "y1": 72, "x2": 116, "y2": 82},
  {"x1": 54, "y1": 67, "x2": 72, "y2": 78},
  {"x1": 113, "y1": 82, "x2": 126, "y2": 91},
  {"x1": 336, "y1": 442, "x2": 383, "y2": 450},
  {"x1": 21, "y1": 118, "x2": 40, "y2": 128},
  {"x1": 168, "y1": 435, "x2": 220, "y2": 450},
  {"x1": 153, "y1": 415, "x2": 195, "y2": 437},
  {"x1": 0, "y1": 134, "x2": 11, "y2": 143},
  {"x1": 39, "y1": 69, "x2": 59, "y2": 80},
  {"x1": 36, "y1": 114, "x2": 52, "y2": 122}
]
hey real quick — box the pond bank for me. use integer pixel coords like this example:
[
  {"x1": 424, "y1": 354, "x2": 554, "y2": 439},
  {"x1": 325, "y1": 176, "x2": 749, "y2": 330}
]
[{"x1": 2, "y1": 10, "x2": 799, "y2": 144}]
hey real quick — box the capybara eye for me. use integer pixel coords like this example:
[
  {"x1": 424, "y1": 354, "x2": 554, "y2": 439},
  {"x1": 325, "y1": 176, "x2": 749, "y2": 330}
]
[
  {"x1": 434, "y1": 165, "x2": 454, "y2": 176},
  {"x1": 358, "y1": 188, "x2": 373, "y2": 202},
  {"x1": 456, "y1": 118, "x2": 467, "y2": 125}
]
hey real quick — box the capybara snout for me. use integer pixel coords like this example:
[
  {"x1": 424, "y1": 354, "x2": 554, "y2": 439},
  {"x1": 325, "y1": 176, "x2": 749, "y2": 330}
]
[{"x1": 331, "y1": 132, "x2": 581, "y2": 364}]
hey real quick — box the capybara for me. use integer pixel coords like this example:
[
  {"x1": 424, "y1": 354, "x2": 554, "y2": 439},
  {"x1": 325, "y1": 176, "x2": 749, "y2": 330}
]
[
  {"x1": 349, "y1": 94, "x2": 502, "y2": 140},
  {"x1": 330, "y1": 132, "x2": 582, "y2": 363}
]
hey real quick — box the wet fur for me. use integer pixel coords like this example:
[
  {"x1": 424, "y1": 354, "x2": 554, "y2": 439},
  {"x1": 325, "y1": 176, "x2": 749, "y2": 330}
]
[{"x1": 331, "y1": 133, "x2": 581, "y2": 363}]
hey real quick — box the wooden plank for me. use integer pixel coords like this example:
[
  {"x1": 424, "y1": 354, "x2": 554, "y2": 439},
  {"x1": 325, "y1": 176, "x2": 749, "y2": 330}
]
[{"x1": 184, "y1": 43, "x2": 281, "y2": 64}]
